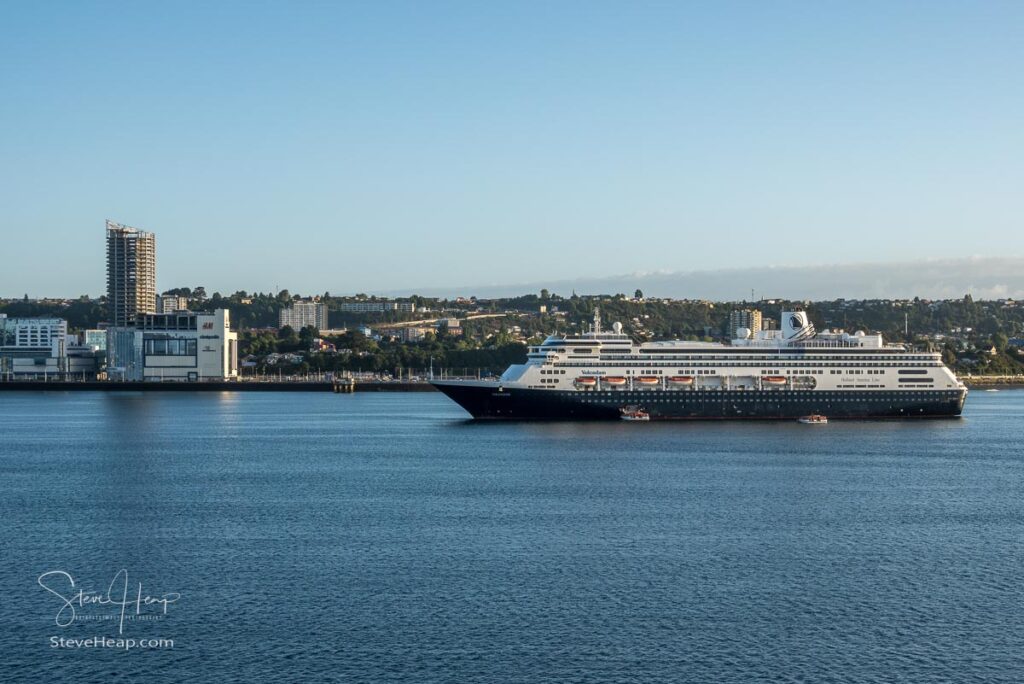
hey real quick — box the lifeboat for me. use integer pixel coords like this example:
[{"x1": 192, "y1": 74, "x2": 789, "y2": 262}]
[
  {"x1": 762, "y1": 376, "x2": 787, "y2": 386},
  {"x1": 667, "y1": 376, "x2": 694, "y2": 386},
  {"x1": 574, "y1": 376, "x2": 598, "y2": 387},
  {"x1": 604, "y1": 376, "x2": 627, "y2": 387},
  {"x1": 636, "y1": 376, "x2": 660, "y2": 386}
]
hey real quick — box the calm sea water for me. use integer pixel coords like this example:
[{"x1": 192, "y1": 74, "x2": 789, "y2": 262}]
[{"x1": 1, "y1": 390, "x2": 1022, "y2": 683}]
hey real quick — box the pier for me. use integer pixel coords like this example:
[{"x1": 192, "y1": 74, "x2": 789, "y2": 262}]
[{"x1": 0, "y1": 379, "x2": 438, "y2": 392}]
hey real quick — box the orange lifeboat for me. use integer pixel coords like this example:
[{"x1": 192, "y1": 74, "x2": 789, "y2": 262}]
[
  {"x1": 636, "y1": 376, "x2": 660, "y2": 386},
  {"x1": 762, "y1": 376, "x2": 787, "y2": 386},
  {"x1": 574, "y1": 376, "x2": 598, "y2": 387},
  {"x1": 667, "y1": 376, "x2": 694, "y2": 386},
  {"x1": 604, "y1": 376, "x2": 627, "y2": 387}
]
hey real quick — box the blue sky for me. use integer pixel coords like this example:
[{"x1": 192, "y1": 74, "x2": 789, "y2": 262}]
[{"x1": 1, "y1": 1, "x2": 1021, "y2": 297}]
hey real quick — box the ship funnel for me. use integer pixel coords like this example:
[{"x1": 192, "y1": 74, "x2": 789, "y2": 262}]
[{"x1": 781, "y1": 311, "x2": 815, "y2": 341}]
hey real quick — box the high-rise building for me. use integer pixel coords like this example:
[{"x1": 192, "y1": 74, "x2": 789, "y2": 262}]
[
  {"x1": 106, "y1": 220, "x2": 156, "y2": 327},
  {"x1": 279, "y1": 301, "x2": 328, "y2": 330},
  {"x1": 728, "y1": 309, "x2": 763, "y2": 339}
]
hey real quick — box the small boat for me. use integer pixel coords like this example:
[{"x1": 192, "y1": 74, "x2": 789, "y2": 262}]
[
  {"x1": 762, "y1": 376, "x2": 787, "y2": 386},
  {"x1": 985, "y1": 388, "x2": 1000, "y2": 392},
  {"x1": 620, "y1": 406, "x2": 650, "y2": 421},
  {"x1": 574, "y1": 377, "x2": 598, "y2": 387},
  {"x1": 636, "y1": 376, "x2": 660, "y2": 386},
  {"x1": 667, "y1": 375, "x2": 694, "y2": 386},
  {"x1": 798, "y1": 414, "x2": 828, "y2": 424},
  {"x1": 604, "y1": 376, "x2": 627, "y2": 387}
]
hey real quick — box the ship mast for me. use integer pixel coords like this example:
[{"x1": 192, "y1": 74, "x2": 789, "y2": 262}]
[{"x1": 593, "y1": 308, "x2": 601, "y2": 334}]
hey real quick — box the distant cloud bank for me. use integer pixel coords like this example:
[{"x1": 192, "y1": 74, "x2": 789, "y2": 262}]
[{"x1": 388, "y1": 257, "x2": 1024, "y2": 301}]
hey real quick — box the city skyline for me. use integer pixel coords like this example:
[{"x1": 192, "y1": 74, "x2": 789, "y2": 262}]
[{"x1": 1, "y1": 2, "x2": 1022, "y2": 296}]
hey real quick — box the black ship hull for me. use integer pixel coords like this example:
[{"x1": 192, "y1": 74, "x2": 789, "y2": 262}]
[{"x1": 432, "y1": 381, "x2": 967, "y2": 420}]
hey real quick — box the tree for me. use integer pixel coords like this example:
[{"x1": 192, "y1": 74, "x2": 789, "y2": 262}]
[
  {"x1": 193, "y1": 286, "x2": 207, "y2": 301},
  {"x1": 540, "y1": 289, "x2": 550, "y2": 300},
  {"x1": 299, "y1": 325, "x2": 319, "y2": 345},
  {"x1": 635, "y1": 289, "x2": 644, "y2": 300}
]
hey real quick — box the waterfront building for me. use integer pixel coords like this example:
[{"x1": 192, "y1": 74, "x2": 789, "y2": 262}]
[
  {"x1": 65, "y1": 344, "x2": 102, "y2": 378},
  {"x1": 106, "y1": 220, "x2": 157, "y2": 326},
  {"x1": 729, "y1": 309, "x2": 763, "y2": 339},
  {"x1": 0, "y1": 315, "x2": 101, "y2": 379},
  {"x1": 82, "y1": 329, "x2": 107, "y2": 351},
  {"x1": 157, "y1": 294, "x2": 189, "y2": 313},
  {"x1": 106, "y1": 309, "x2": 238, "y2": 381},
  {"x1": 279, "y1": 301, "x2": 328, "y2": 330},
  {"x1": 105, "y1": 328, "x2": 139, "y2": 380},
  {"x1": 0, "y1": 315, "x2": 67, "y2": 351}
]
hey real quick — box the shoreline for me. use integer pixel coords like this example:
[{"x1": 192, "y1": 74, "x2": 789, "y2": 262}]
[
  {"x1": 962, "y1": 376, "x2": 1024, "y2": 389},
  {"x1": 0, "y1": 380, "x2": 439, "y2": 392}
]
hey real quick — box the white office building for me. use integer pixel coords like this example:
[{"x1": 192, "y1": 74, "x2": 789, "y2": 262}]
[{"x1": 0, "y1": 315, "x2": 67, "y2": 352}]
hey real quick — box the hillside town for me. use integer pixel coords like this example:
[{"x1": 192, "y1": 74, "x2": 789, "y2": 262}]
[{"x1": 1, "y1": 222, "x2": 1022, "y2": 383}]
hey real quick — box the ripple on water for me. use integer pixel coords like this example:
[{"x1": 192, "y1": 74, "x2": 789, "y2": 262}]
[{"x1": 0, "y1": 391, "x2": 1022, "y2": 683}]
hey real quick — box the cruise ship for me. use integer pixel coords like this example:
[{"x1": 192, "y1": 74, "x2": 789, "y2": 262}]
[{"x1": 431, "y1": 309, "x2": 967, "y2": 420}]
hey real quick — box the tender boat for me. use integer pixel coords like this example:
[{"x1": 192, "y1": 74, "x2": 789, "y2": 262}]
[
  {"x1": 574, "y1": 376, "x2": 598, "y2": 388},
  {"x1": 620, "y1": 406, "x2": 650, "y2": 421},
  {"x1": 604, "y1": 376, "x2": 627, "y2": 387},
  {"x1": 636, "y1": 376, "x2": 660, "y2": 386},
  {"x1": 762, "y1": 376, "x2": 787, "y2": 386},
  {"x1": 798, "y1": 414, "x2": 828, "y2": 424},
  {"x1": 667, "y1": 375, "x2": 694, "y2": 386}
]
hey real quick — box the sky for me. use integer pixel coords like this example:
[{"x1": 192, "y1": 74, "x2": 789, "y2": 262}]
[{"x1": 1, "y1": 1, "x2": 1022, "y2": 298}]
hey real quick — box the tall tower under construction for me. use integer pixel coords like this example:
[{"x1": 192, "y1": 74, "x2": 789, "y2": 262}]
[{"x1": 105, "y1": 220, "x2": 156, "y2": 327}]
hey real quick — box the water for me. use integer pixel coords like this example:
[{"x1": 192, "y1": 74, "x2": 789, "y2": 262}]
[{"x1": 1, "y1": 390, "x2": 1022, "y2": 683}]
